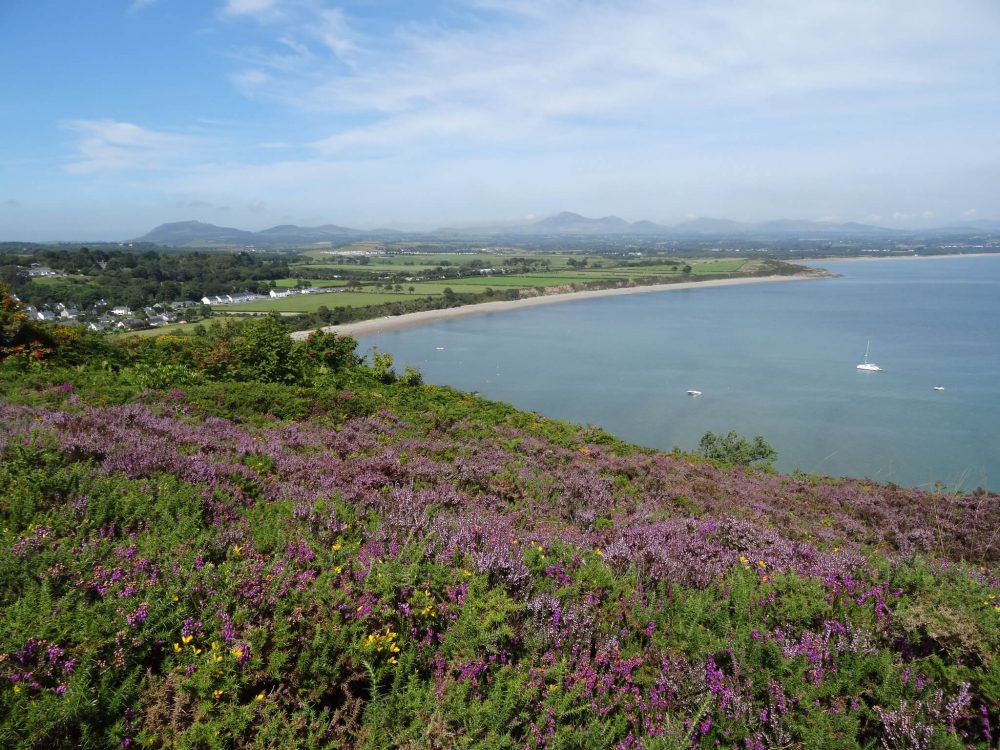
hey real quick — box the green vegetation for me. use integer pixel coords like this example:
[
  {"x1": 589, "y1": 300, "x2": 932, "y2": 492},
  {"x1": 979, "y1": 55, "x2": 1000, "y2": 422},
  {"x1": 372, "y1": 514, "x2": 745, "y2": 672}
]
[
  {"x1": 696, "y1": 430, "x2": 779, "y2": 468},
  {"x1": 0, "y1": 247, "x2": 293, "y2": 310},
  {"x1": 2, "y1": 242, "x2": 808, "y2": 335},
  {"x1": 226, "y1": 257, "x2": 797, "y2": 325},
  {"x1": 0, "y1": 285, "x2": 997, "y2": 748}
]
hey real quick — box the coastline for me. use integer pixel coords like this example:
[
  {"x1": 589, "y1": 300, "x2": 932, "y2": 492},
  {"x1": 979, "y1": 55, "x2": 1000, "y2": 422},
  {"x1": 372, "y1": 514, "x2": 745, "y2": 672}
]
[
  {"x1": 292, "y1": 273, "x2": 822, "y2": 340},
  {"x1": 810, "y1": 251, "x2": 999, "y2": 264}
]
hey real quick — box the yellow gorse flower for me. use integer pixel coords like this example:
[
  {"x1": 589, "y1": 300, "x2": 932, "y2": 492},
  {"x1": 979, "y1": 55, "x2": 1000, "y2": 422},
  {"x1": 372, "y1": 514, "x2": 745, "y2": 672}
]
[
  {"x1": 181, "y1": 634, "x2": 193, "y2": 644},
  {"x1": 364, "y1": 628, "x2": 400, "y2": 656}
]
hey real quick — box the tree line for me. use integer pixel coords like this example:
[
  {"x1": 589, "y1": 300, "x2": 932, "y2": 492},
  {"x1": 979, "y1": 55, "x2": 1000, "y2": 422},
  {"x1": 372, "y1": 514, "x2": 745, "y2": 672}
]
[{"x1": 0, "y1": 247, "x2": 293, "y2": 309}]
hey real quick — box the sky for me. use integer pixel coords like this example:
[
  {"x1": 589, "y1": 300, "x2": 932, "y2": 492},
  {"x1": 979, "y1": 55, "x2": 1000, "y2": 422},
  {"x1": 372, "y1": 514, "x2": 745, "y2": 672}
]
[{"x1": 1, "y1": 0, "x2": 999, "y2": 240}]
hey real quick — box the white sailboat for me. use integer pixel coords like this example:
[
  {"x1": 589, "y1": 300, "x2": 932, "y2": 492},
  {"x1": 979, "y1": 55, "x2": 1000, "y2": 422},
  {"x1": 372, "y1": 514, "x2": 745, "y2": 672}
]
[{"x1": 856, "y1": 340, "x2": 881, "y2": 372}]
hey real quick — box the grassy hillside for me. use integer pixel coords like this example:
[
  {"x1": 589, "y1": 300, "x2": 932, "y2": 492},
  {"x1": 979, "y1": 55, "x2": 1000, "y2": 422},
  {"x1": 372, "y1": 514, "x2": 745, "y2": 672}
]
[{"x1": 0, "y1": 311, "x2": 997, "y2": 749}]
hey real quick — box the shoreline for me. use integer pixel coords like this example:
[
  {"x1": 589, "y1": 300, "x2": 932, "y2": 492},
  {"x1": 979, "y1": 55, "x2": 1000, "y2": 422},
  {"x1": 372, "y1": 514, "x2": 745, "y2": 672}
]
[{"x1": 292, "y1": 273, "x2": 822, "y2": 340}]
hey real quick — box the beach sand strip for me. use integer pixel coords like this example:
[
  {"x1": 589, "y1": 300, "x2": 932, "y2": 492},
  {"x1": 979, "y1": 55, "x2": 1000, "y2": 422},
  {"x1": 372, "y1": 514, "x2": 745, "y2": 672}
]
[{"x1": 290, "y1": 273, "x2": 823, "y2": 340}]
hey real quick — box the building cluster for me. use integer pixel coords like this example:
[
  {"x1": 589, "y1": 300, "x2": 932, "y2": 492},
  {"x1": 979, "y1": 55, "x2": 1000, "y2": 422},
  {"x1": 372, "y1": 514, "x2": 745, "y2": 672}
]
[
  {"x1": 16, "y1": 296, "x2": 197, "y2": 332},
  {"x1": 12, "y1": 280, "x2": 336, "y2": 334},
  {"x1": 21, "y1": 264, "x2": 61, "y2": 278},
  {"x1": 200, "y1": 287, "x2": 330, "y2": 305},
  {"x1": 199, "y1": 292, "x2": 267, "y2": 306},
  {"x1": 265, "y1": 286, "x2": 331, "y2": 299}
]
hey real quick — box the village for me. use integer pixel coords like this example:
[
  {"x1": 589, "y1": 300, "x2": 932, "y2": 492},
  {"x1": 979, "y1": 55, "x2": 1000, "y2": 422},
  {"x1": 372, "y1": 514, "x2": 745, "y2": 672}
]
[{"x1": 13, "y1": 264, "x2": 334, "y2": 332}]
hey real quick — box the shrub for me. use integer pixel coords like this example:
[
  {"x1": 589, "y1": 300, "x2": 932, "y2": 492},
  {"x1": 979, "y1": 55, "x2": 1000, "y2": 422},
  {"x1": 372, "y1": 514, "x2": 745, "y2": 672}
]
[
  {"x1": 697, "y1": 429, "x2": 777, "y2": 468},
  {"x1": 304, "y1": 329, "x2": 361, "y2": 372},
  {"x1": 0, "y1": 283, "x2": 53, "y2": 365}
]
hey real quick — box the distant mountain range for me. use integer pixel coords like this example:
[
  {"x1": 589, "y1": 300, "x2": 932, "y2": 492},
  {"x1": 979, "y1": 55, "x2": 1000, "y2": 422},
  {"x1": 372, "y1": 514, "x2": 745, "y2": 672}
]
[
  {"x1": 135, "y1": 214, "x2": 1000, "y2": 246},
  {"x1": 137, "y1": 220, "x2": 380, "y2": 246},
  {"x1": 514, "y1": 212, "x2": 897, "y2": 236}
]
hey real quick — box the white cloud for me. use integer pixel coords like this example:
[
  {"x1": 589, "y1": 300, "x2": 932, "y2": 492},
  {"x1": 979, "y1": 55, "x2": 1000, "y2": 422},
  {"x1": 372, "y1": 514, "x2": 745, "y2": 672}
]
[
  {"x1": 316, "y1": 8, "x2": 358, "y2": 62},
  {"x1": 64, "y1": 120, "x2": 202, "y2": 174},
  {"x1": 49, "y1": 1, "x2": 1000, "y2": 233},
  {"x1": 225, "y1": 0, "x2": 1000, "y2": 163},
  {"x1": 230, "y1": 68, "x2": 272, "y2": 95},
  {"x1": 222, "y1": 0, "x2": 279, "y2": 17},
  {"x1": 311, "y1": 108, "x2": 528, "y2": 156}
]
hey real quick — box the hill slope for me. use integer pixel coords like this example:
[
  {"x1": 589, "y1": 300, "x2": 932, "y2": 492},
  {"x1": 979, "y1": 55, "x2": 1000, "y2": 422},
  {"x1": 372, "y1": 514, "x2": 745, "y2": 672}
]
[
  {"x1": 0, "y1": 322, "x2": 996, "y2": 748},
  {"x1": 138, "y1": 220, "x2": 258, "y2": 245}
]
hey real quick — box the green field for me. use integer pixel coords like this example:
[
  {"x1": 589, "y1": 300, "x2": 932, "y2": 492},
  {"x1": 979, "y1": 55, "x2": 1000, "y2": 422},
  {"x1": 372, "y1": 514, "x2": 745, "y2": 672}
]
[
  {"x1": 271, "y1": 277, "x2": 348, "y2": 288},
  {"x1": 123, "y1": 321, "x2": 211, "y2": 337},
  {"x1": 225, "y1": 290, "x2": 428, "y2": 312},
  {"x1": 292, "y1": 264, "x2": 468, "y2": 277},
  {"x1": 295, "y1": 250, "x2": 590, "y2": 272},
  {"x1": 219, "y1": 258, "x2": 754, "y2": 314}
]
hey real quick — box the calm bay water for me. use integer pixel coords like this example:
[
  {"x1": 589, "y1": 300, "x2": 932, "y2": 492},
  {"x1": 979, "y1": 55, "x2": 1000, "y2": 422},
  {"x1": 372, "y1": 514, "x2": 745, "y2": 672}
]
[{"x1": 366, "y1": 255, "x2": 1000, "y2": 491}]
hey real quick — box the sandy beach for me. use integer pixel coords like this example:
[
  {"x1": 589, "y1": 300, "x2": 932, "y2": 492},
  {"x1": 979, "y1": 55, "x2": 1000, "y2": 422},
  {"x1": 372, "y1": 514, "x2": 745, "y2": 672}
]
[{"x1": 291, "y1": 273, "x2": 822, "y2": 340}]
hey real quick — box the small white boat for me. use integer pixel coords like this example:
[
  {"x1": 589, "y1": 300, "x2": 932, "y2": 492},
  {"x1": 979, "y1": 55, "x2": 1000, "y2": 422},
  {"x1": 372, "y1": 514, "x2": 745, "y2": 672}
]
[
  {"x1": 435, "y1": 346, "x2": 445, "y2": 350},
  {"x1": 932, "y1": 386, "x2": 945, "y2": 391},
  {"x1": 856, "y1": 340, "x2": 881, "y2": 372},
  {"x1": 687, "y1": 390, "x2": 702, "y2": 397}
]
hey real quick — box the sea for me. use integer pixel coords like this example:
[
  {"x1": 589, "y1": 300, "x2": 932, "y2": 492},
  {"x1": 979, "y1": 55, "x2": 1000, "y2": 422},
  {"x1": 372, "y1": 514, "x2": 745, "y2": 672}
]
[{"x1": 363, "y1": 255, "x2": 1000, "y2": 492}]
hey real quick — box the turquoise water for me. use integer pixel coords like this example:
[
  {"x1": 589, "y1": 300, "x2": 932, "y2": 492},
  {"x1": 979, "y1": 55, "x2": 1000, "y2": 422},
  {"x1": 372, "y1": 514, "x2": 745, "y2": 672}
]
[{"x1": 366, "y1": 255, "x2": 1000, "y2": 491}]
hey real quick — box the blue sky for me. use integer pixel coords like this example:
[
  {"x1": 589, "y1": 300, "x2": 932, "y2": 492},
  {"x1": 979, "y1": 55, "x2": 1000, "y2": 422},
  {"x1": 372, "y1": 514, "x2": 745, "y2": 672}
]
[{"x1": 1, "y1": 0, "x2": 999, "y2": 240}]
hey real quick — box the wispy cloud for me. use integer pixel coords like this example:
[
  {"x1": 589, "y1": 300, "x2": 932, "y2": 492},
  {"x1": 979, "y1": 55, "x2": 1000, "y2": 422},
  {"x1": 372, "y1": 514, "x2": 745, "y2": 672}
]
[
  {"x1": 45, "y1": 1, "x2": 1000, "y2": 233},
  {"x1": 128, "y1": 0, "x2": 160, "y2": 12},
  {"x1": 219, "y1": 0, "x2": 1000, "y2": 161},
  {"x1": 64, "y1": 120, "x2": 203, "y2": 174},
  {"x1": 222, "y1": 0, "x2": 280, "y2": 18},
  {"x1": 315, "y1": 7, "x2": 358, "y2": 61}
]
